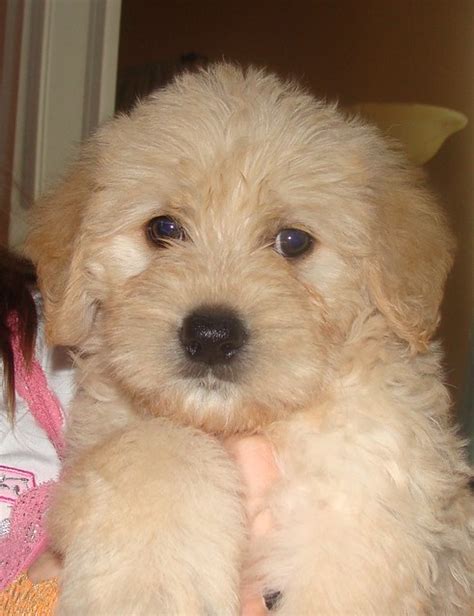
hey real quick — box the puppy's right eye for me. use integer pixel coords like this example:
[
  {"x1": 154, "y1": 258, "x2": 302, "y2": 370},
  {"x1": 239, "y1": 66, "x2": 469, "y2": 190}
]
[{"x1": 146, "y1": 216, "x2": 185, "y2": 247}]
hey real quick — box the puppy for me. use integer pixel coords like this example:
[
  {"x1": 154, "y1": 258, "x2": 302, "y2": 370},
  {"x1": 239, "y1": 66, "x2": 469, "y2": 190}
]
[{"x1": 27, "y1": 63, "x2": 473, "y2": 614}]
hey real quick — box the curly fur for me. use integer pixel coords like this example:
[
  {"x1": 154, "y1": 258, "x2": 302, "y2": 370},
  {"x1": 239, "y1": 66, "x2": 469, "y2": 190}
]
[{"x1": 26, "y1": 63, "x2": 473, "y2": 615}]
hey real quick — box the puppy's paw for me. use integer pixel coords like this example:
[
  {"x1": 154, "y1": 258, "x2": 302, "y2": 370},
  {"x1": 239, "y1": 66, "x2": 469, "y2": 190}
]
[{"x1": 51, "y1": 419, "x2": 244, "y2": 615}]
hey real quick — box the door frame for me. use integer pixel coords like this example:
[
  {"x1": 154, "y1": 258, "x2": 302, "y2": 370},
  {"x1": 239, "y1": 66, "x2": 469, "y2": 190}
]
[{"x1": 1, "y1": 0, "x2": 121, "y2": 247}]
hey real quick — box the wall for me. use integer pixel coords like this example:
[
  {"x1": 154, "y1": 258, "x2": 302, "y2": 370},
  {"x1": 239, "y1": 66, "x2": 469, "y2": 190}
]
[
  {"x1": 118, "y1": 0, "x2": 473, "y2": 410},
  {"x1": 0, "y1": 0, "x2": 23, "y2": 247},
  {"x1": 0, "y1": 0, "x2": 6, "y2": 246}
]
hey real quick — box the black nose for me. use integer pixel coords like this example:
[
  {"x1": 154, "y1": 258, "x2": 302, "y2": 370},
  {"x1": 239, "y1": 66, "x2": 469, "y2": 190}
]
[{"x1": 180, "y1": 308, "x2": 247, "y2": 365}]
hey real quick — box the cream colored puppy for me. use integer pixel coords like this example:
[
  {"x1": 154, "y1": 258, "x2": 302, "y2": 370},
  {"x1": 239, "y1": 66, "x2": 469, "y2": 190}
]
[{"x1": 27, "y1": 63, "x2": 473, "y2": 615}]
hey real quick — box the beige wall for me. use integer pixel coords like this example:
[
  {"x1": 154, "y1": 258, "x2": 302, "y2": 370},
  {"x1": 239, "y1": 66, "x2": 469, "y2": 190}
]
[
  {"x1": 119, "y1": 0, "x2": 473, "y2": 408},
  {"x1": 0, "y1": 1, "x2": 7, "y2": 246},
  {"x1": 0, "y1": 1, "x2": 24, "y2": 247},
  {"x1": 0, "y1": 1, "x2": 25, "y2": 248}
]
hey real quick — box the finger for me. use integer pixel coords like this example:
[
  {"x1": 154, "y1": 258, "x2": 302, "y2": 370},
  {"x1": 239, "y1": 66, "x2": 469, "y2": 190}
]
[
  {"x1": 224, "y1": 435, "x2": 279, "y2": 497},
  {"x1": 240, "y1": 594, "x2": 268, "y2": 616},
  {"x1": 27, "y1": 550, "x2": 61, "y2": 584}
]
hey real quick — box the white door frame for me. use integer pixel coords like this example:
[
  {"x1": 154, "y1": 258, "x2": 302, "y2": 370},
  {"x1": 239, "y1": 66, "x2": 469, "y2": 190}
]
[{"x1": 2, "y1": 0, "x2": 122, "y2": 247}]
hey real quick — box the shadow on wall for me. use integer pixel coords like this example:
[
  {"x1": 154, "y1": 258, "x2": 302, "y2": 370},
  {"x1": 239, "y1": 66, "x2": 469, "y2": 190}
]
[{"x1": 115, "y1": 52, "x2": 208, "y2": 114}]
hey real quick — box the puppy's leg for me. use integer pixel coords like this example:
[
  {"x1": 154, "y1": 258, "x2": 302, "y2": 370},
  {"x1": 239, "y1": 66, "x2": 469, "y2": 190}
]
[
  {"x1": 263, "y1": 417, "x2": 472, "y2": 616},
  {"x1": 49, "y1": 418, "x2": 244, "y2": 615}
]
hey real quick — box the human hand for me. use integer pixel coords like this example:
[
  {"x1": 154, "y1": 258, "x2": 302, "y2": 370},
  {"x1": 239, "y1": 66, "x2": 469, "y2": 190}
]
[
  {"x1": 28, "y1": 550, "x2": 61, "y2": 584},
  {"x1": 224, "y1": 434, "x2": 280, "y2": 615}
]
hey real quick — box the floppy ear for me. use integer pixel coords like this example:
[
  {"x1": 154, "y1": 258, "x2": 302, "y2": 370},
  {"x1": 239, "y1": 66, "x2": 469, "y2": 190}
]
[
  {"x1": 366, "y1": 169, "x2": 455, "y2": 351},
  {"x1": 25, "y1": 159, "x2": 98, "y2": 347}
]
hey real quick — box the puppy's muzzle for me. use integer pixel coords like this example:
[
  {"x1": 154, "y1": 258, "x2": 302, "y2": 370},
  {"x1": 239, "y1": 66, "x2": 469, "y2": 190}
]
[{"x1": 180, "y1": 307, "x2": 247, "y2": 366}]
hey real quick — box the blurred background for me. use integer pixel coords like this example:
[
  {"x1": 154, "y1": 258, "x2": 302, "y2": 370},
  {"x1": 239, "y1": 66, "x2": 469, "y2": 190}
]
[{"x1": 1, "y1": 0, "x2": 472, "y2": 451}]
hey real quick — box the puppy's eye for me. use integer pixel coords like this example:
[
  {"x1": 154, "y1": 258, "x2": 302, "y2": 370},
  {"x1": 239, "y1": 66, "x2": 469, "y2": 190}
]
[
  {"x1": 146, "y1": 216, "x2": 185, "y2": 246},
  {"x1": 274, "y1": 228, "x2": 313, "y2": 258}
]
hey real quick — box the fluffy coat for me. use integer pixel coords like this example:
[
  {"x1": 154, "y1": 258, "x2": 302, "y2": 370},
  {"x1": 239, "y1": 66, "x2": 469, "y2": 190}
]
[{"x1": 27, "y1": 63, "x2": 473, "y2": 615}]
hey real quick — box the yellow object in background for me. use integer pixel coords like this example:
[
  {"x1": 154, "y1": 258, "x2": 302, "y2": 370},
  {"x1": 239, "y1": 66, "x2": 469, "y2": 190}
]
[{"x1": 350, "y1": 103, "x2": 468, "y2": 165}]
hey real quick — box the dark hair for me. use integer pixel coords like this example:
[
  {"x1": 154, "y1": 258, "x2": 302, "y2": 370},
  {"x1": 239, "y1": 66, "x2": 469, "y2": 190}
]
[{"x1": 0, "y1": 246, "x2": 37, "y2": 418}]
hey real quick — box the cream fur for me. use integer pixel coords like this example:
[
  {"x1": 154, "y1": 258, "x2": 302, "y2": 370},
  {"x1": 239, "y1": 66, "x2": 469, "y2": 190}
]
[{"x1": 26, "y1": 63, "x2": 472, "y2": 614}]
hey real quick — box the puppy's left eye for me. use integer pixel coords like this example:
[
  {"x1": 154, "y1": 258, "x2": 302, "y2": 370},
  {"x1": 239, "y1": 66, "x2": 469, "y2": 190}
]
[
  {"x1": 146, "y1": 216, "x2": 185, "y2": 246},
  {"x1": 274, "y1": 228, "x2": 314, "y2": 258}
]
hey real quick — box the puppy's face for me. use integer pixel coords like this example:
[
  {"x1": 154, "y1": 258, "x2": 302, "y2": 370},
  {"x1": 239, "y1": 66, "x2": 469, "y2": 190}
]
[{"x1": 27, "y1": 65, "x2": 454, "y2": 434}]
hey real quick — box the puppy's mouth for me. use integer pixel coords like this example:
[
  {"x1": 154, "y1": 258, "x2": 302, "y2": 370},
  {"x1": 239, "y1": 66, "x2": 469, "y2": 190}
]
[{"x1": 180, "y1": 362, "x2": 239, "y2": 386}]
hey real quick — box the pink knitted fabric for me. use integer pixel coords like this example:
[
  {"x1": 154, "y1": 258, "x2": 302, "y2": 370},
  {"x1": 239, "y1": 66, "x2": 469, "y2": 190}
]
[
  {"x1": 0, "y1": 314, "x2": 65, "y2": 590},
  {"x1": 8, "y1": 314, "x2": 65, "y2": 458}
]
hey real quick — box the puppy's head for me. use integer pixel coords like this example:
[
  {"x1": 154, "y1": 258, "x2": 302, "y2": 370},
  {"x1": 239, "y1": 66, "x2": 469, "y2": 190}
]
[{"x1": 27, "y1": 64, "x2": 454, "y2": 433}]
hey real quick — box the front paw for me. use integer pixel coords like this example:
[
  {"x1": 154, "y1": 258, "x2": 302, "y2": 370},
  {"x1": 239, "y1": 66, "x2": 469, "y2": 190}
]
[{"x1": 51, "y1": 419, "x2": 244, "y2": 615}]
